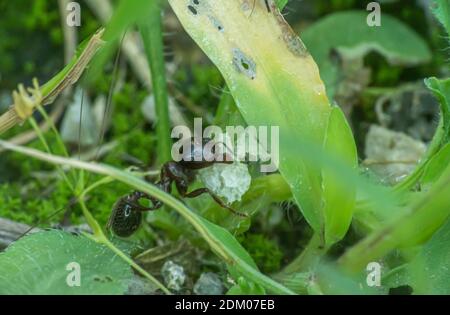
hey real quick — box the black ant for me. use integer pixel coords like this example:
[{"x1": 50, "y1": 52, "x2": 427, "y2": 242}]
[{"x1": 107, "y1": 137, "x2": 249, "y2": 237}]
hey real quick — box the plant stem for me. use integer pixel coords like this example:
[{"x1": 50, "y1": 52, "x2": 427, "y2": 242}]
[
  {"x1": 139, "y1": 0, "x2": 172, "y2": 164},
  {"x1": 28, "y1": 117, "x2": 74, "y2": 191},
  {"x1": 36, "y1": 106, "x2": 69, "y2": 158},
  {"x1": 36, "y1": 105, "x2": 81, "y2": 186},
  {"x1": 101, "y1": 235, "x2": 171, "y2": 294}
]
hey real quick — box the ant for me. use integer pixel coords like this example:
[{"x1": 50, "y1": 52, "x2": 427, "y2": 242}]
[{"x1": 107, "y1": 137, "x2": 249, "y2": 237}]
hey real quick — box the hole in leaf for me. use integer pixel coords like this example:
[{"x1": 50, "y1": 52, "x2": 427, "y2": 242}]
[
  {"x1": 188, "y1": 5, "x2": 198, "y2": 15},
  {"x1": 232, "y1": 48, "x2": 256, "y2": 80},
  {"x1": 241, "y1": 60, "x2": 249, "y2": 70}
]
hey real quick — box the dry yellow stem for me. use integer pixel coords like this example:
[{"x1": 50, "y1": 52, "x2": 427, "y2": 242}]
[{"x1": 12, "y1": 79, "x2": 43, "y2": 120}]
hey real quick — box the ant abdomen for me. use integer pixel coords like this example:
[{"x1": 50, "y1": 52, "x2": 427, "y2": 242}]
[{"x1": 107, "y1": 197, "x2": 142, "y2": 237}]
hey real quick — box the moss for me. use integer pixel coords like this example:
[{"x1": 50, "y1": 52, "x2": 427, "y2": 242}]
[
  {"x1": 240, "y1": 234, "x2": 283, "y2": 274},
  {"x1": 0, "y1": 171, "x2": 139, "y2": 230},
  {"x1": 0, "y1": 179, "x2": 74, "y2": 226},
  {"x1": 0, "y1": 1, "x2": 62, "y2": 89}
]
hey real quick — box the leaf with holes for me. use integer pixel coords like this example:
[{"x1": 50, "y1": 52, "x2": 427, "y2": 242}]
[{"x1": 168, "y1": 0, "x2": 333, "y2": 237}]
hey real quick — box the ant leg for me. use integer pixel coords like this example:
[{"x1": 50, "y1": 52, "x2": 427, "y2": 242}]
[
  {"x1": 123, "y1": 200, "x2": 161, "y2": 212},
  {"x1": 183, "y1": 188, "x2": 248, "y2": 218},
  {"x1": 128, "y1": 173, "x2": 174, "y2": 211},
  {"x1": 126, "y1": 191, "x2": 163, "y2": 211}
]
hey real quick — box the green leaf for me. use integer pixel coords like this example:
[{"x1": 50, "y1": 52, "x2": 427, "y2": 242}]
[
  {"x1": 168, "y1": 0, "x2": 332, "y2": 236},
  {"x1": 340, "y1": 163, "x2": 450, "y2": 271},
  {"x1": 408, "y1": 217, "x2": 450, "y2": 294},
  {"x1": 313, "y1": 263, "x2": 386, "y2": 295},
  {"x1": 322, "y1": 106, "x2": 358, "y2": 246},
  {"x1": 420, "y1": 143, "x2": 450, "y2": 187},
  {"x1": 274, "y1": 272, "x2": 309, "y2": 294},
  {"x1": 431, "y1": 0, "x2": 450, "y2": 38},
  {"x1": 227, "y1": 277, "x2": 266, "y2": 295},
  {"x1": 425, "y1": 77, "x2": 450, "y2": 152},
  {"x1": 0, "y1": 230, "x2": 133, "y2": 294},
  {"x1": 301, "y1": 11, "x2": 432, "y2": 98},
  {"x1": 382, "y1": 265, "x2": 411, "y2": 291}
]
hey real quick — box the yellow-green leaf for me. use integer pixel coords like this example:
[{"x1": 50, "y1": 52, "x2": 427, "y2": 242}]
[{"x1": 168, "y1": 0, "x2": 332, "y2": 233}]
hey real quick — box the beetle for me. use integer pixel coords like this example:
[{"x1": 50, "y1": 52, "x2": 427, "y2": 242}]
[{"x1": 107, "y1": 137, "x2": 248, "y2": 237}]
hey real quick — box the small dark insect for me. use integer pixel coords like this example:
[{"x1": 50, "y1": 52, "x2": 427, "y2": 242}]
[{"x1": 107, "y1": 137, "x2": 248, "y2": 237}]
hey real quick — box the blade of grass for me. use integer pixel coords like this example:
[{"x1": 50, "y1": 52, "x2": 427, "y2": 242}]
[{"x1": 139, "y1": 0, "x2": 172, "y2": 163}]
